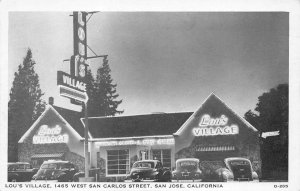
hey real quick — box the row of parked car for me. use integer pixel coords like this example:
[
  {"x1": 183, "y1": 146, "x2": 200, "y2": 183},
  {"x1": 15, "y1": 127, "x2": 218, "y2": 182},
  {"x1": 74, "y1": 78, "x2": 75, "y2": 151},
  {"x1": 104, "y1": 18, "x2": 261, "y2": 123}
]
[
  {"x1": 129, "y1": 157, "x2": 258, "y2": 182},
  {"x1": 8, "y1": 160, "x2": 79, "y2": 182},
  {"x1": 8, "y1": 157, "x2": 258, "y2": 182}
]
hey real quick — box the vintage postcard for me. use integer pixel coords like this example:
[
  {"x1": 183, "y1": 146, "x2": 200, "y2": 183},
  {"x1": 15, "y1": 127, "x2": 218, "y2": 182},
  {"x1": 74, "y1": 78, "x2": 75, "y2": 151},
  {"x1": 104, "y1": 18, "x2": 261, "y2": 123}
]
[{"x1": 1, "y1": 0, "x2": 300, "y2": 190}]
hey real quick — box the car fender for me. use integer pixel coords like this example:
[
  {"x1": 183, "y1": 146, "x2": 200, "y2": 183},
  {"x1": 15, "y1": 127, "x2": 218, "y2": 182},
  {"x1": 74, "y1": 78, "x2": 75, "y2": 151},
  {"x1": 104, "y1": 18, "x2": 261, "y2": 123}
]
[
  {"x1": 252, "y1": 171, "x2": 259, "y2": 181},
  {"x1": 8, "y1": 173, "x2": 19, "y2": 182},
  {"x1": 73, "y1": 172, "x2": 85, "y2": 182},
  {"x1": 162, "y1": 170, "x2": 171, "y2": 181},
  {"x1": 215, "y1": 168, "x2": 232, "y2": 182}
]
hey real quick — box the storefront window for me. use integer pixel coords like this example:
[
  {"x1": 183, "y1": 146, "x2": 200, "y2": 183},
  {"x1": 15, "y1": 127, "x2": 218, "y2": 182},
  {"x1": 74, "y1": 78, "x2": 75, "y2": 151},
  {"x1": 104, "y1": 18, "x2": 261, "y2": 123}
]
[
  {"x1": 107, "y1": 149, "x2": 130, "y2": 175},
  {"x1": 152, "y1": 149, "x2": 171, "y2": 168}
]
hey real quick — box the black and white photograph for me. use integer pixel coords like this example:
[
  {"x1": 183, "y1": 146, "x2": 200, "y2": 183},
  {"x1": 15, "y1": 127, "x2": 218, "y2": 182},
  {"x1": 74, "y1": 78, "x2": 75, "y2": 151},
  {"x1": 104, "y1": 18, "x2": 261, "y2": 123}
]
[{"x1": 1, "y1": 0, "x2": 300, "y2": 190}]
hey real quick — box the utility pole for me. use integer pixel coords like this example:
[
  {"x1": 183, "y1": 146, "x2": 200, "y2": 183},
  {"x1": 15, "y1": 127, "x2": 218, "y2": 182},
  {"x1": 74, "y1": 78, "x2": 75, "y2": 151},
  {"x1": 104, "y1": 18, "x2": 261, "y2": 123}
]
[
  {"x1": 83, "y1": 102, "x2": 89, "y2": 179},
  {"x1": 70, "y1": 11, "x2": 107, "y2": 182}
]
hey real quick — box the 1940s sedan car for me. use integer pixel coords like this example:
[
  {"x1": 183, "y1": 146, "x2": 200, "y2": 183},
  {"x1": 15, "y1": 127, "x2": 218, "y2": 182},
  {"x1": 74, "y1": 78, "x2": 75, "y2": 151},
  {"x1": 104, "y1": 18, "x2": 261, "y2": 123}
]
[
  {"x1": 172, "y1": 158, "x2": 203, "y2": 182},
  {"x1": 32, "y1": 160, "x2": 78, "y2": 182},
  {"x1": 213, "y1": 157, "x2": 259, "y2": 182},
  {"x1": 129, "y1": 160, "x2": 171, "y2": 182},
  {"x1": 8, "y1": 162, "x2": 38, "y2": 182}
]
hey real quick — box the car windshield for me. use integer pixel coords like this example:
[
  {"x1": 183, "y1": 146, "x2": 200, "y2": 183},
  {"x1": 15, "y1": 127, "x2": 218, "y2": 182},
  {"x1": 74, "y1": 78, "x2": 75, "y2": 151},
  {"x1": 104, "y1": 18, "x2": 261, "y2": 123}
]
[
  {"x1": 8, "y1": 164, "x2": 30, "y2": 171},
  {"x1": 178, "y1": 161, "x2": 198, "y2": 171},
  {"x1": 8, "y1": 164, "x2": 18, "y2": 171},
  {"x1": 228, "y1": 160, "x2": 251, "y2": 169},
  {"x1": 41, "y1": 163, "x2": 69, "y2": 170},
  {"x1": 132, "y1": 162, "x2": 154, "y2": 168}
]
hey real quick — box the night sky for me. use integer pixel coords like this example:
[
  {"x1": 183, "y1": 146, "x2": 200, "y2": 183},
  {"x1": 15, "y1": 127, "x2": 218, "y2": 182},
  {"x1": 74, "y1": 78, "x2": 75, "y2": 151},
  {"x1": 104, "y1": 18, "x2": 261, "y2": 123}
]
[{"x1": 8, "y1": 12, "x2": 289, "y2": 116}]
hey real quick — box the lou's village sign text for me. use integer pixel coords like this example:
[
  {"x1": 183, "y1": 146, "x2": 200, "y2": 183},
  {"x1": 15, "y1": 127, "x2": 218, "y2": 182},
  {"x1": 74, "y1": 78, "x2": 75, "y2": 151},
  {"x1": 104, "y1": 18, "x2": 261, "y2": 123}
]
[
  {"x1": 192, "y1": 114, "x2": 239, "y2": 136},
  {"x1": 33, "y1": 125, "x2": 69, "y2": 144}
]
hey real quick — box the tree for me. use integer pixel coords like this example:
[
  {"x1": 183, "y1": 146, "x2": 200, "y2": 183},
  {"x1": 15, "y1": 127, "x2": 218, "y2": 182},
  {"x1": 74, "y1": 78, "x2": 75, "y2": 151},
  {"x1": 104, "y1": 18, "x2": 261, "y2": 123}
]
[
  {"x1": 8, "y1": 49, "x2": 45, "y2": 161},
  {"x1": 244, "y1": 83, "x2": 288, "y2": 132},
  {"x1": 244, "y1": 83, "x2": 288, "y2": 180},
  {"x1": 86, "y1": 57, "x2": 123, "y2": 117}
]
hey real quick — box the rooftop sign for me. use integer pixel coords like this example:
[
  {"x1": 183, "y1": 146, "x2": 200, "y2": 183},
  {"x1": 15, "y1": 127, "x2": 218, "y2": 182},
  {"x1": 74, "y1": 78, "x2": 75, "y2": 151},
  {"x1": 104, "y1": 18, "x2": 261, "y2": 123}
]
[
  {"x1": 33, "y1": 125, "x2": 69, "y2": 144},
  {"x1": 192, "y1": 114, "x2": 239, "y2": 136},
  {"x1": 96, "y1": 138, "x2": 175, "y2": 146},
  {"x1": 261, "y1": 131, "x2": 280, "y2": 138},
  {"x1": 57, "y1": 71, "x2": 88, "y2": 103}
]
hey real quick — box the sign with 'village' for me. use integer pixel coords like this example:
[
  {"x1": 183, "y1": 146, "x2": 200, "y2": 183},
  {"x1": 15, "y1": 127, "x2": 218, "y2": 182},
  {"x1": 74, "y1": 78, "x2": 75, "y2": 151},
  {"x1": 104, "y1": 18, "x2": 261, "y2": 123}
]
[
  {"x1": 192, "y1": 114, "x2": 239, "y2": 136},
  {"x1": 57, "y1": 71, "x2": 86, "y2": 92}
]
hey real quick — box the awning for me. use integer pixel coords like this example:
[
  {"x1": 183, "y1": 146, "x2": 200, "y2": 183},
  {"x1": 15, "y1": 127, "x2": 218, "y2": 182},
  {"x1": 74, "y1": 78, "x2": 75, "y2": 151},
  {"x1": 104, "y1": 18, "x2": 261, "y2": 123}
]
[
  {"x1": 195, "y1": 146, "x2": 235, "y2": 152},
  {"x1": 31, "y1": 153, "x2": 64, "y2": 158}
]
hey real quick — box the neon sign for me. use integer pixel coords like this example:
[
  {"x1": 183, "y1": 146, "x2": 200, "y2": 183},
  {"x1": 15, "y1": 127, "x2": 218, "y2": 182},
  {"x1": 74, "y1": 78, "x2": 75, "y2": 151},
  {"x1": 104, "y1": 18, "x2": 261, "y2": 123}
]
[
  {"x1": 33, "y1": 125, "x2": 69, "y2": 144},
  {"x1": 192, "y1": 114, "x2": 239, "y2": 136},
  {"x1": 96, "y1": 138, "x2": 174, "y2": 146}
]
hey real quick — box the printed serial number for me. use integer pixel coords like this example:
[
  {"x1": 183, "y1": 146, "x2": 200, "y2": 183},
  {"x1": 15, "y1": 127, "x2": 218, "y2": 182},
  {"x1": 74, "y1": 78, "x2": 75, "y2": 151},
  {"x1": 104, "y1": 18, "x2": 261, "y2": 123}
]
[{"x1": 274, "y1": 185, "x2": 288, "y2": 188}]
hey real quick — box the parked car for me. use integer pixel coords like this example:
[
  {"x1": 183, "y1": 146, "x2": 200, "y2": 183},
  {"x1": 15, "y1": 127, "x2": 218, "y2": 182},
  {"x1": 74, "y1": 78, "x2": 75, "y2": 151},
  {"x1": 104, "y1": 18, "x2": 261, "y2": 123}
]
[
  {"x1": 31, "y1": 160, "x2": 78, "y2": 182},
  {"x1": 213, "y1": 157, "x2": 259, "y2": 182},
  {"x1": 73, "y1": 168, "x2": 102, "y2": 182},
  {"x1": 8, "y1": 162, "x2": 38, "y2": 182},
  {"x1": 172, "y1": 158, "x2": 203, "y2": 182},
  {"x1": 129, "y1": 160, "x2": 171, "y2": 182}
]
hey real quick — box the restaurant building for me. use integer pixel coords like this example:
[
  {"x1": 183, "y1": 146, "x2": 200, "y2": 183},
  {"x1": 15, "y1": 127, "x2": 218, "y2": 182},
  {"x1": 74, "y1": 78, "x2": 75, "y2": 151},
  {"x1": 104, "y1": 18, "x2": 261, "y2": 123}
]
[{"x1": 18, "y1": 93, "x2": 261, "y2": 180}]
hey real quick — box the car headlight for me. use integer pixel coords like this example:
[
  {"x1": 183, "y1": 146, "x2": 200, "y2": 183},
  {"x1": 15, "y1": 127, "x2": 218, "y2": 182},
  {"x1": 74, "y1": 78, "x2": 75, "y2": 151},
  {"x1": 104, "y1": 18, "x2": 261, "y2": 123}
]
[
  {"x1": 252, "y1": 172, "x2": 259, "y2": 180},
  {"x1": 222, "y1": 171, "x2": 229, "y2": 177}
]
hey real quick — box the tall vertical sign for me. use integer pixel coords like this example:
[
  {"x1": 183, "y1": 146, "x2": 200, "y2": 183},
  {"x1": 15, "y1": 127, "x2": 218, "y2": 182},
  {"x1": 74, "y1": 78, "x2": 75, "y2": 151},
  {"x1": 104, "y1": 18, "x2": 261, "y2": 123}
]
[{"x1": 72, "y1": 11, "x2": 88, "y2": 79}]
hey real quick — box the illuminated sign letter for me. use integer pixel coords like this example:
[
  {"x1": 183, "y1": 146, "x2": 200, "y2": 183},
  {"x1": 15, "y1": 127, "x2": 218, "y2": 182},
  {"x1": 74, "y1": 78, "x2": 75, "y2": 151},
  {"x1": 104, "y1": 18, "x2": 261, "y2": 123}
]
[
  {"x1": 33, "y1": 125, "x2": 69, "y2": 144},
  {"x1": 193, "y1": 114, "x2": 239, "y2": 136}
]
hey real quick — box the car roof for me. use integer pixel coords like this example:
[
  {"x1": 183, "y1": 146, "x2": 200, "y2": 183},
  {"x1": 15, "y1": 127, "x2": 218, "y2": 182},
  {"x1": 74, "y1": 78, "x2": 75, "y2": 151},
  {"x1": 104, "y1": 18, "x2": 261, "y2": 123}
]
[
  {"x1": 176, "y1": 158, "x2": 199, "y2": 163},
  {"x1": 8, "y1": 162, "x2": 29, "y2": 165},
  {"x1": 134, "y1": 160, "x2": 159, "y2": 163},
  {"x1": 42, "y1": 160, "x2": 71, "y2": 164},
  {"x1": 224, "y1": 157, "x2": 251, "y2": 163},
  {"x1": 16, "y1": 162, "x2": 30, "y2": 164}
]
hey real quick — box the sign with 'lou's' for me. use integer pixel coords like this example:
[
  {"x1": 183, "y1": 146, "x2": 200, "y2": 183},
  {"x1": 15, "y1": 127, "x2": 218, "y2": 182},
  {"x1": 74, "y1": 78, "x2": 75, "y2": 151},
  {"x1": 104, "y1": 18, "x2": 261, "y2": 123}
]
[{"x1": 192, "y1": 114, "x2": 239, "y2": 136}]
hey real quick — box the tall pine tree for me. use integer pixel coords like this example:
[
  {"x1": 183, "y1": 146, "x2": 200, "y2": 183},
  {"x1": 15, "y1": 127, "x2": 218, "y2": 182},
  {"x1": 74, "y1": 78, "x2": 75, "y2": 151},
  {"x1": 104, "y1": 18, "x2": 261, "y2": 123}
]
[
  {"x1": 86, "y1": 57, "x2": 123, "y2": 117},
  {"x1": 8, "y1": 49, "x2": 45, "y2": 161}
]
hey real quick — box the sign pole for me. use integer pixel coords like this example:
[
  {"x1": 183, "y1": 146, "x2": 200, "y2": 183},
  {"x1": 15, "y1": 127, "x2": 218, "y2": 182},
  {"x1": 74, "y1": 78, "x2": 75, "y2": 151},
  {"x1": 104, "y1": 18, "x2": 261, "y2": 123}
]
[{"x1": 84, "y1": 101, "x2": 89, "y2": 179}]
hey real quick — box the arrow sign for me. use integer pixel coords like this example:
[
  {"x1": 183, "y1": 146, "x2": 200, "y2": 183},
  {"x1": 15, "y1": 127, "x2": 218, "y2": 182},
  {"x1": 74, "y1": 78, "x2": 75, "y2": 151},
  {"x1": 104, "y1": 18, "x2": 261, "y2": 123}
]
[
  {"x1": 57, "y1": 71, "x2": 89, "y2": 104},
  {"x1": 59, "y1": 85, "x2": 88, "y2": 103},
  {"x1": 261, "y1": 131, "x2": 280, "y2": 138}
]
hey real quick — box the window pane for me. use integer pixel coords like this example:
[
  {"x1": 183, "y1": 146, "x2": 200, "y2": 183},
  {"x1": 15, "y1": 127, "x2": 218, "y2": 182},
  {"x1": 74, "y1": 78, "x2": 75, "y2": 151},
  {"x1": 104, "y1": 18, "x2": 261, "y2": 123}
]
[
  {"x1": 119, "y1": 150, "x2": 129, "y2": 155},
  {"x1": 107, "y1": 149, "x2": 130, "y2": 175},
  {"x1": 152, "y1": 149, "x2": 171, "y2": 168},
  {"x1": 107, "y1": 150, "x2": 119, "y2": 155}
]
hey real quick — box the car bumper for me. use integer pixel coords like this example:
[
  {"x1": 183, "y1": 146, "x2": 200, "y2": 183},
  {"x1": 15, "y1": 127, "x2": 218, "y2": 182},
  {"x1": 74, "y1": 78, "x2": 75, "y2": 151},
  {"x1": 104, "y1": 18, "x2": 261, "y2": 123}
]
[
  {"x1": 31, "y1": 180, "x2": 58, "y2": 182},
  {"x1": 172, "y1": 179, "x2": 202, "y2": 182}
]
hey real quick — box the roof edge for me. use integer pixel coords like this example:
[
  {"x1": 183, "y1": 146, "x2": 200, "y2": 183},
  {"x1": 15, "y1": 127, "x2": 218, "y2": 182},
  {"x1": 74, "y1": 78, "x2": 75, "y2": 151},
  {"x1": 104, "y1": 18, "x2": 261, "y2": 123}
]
[
  {"x1": 81, "y1": 134, "x2": 174, "y2": 141},
  {"x1": 174, "y1": 93, "x2": 257, "y2": 136},
  {"x1": 174, "y1": 93, "x2": 215, "y2": 136},
  {"x1": 19, "y1": 105, "x2": 52, "y2": 143}
]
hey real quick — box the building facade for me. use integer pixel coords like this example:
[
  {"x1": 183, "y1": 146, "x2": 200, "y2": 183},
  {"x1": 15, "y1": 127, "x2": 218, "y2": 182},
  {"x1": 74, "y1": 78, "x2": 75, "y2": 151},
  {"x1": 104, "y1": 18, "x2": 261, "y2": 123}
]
[{"x1": 18, "y1": 93, "x2": 261, "y2": 180}]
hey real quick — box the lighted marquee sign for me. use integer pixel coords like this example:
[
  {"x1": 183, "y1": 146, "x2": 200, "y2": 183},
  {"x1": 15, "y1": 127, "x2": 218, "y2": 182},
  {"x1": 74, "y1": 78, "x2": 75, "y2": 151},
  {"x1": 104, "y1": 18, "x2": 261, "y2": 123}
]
[
  {"x1": 32, "y1": 125, "x2": 69, "y2": 144},
  {"x1": 57, "y1": 71, "x2": 88, "y2": 103},
  {"x1": 192, "y1": 114, "x2": 239, "y2": 136},
  {"x1": 97, "y1": 138, "x2": 174, "y2": 146},
  {"x1": 72, "y1": 11, "x2": 88, "y2": 78}
]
